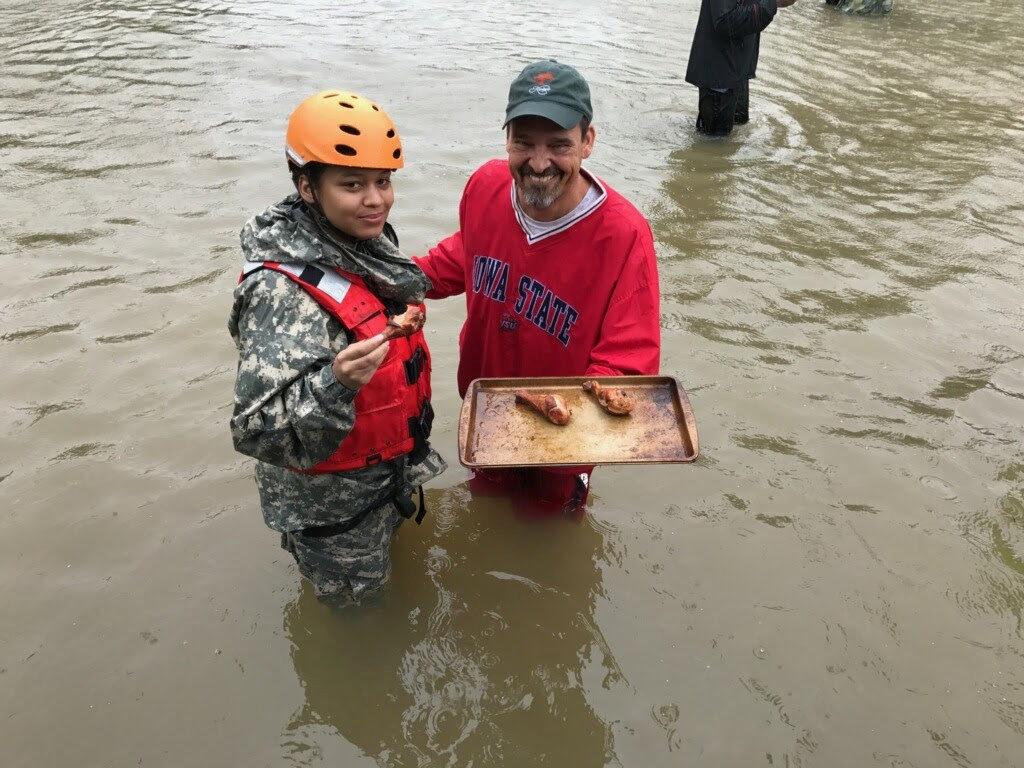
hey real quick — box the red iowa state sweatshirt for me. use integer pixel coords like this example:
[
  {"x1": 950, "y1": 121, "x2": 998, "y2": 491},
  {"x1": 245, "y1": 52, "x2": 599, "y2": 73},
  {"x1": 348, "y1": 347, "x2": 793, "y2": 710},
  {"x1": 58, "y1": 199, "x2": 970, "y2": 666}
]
[{"x1": 415, "y1": 159, "x2": 661, "y2": 398}]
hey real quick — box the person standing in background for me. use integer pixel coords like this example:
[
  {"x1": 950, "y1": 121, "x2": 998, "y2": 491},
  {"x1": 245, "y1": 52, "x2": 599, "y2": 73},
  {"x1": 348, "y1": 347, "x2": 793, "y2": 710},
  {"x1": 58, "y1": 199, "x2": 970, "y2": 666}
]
[{"x1": 685, "y1": 0, "x2": 800, "y2": 137}]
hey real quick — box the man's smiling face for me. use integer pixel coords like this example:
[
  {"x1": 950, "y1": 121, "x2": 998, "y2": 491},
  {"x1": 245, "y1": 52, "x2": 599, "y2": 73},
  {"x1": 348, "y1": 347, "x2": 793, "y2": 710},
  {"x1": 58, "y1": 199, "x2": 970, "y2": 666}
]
[{"x1": 507, "y1": 115, "x2": 594, "y2": 214}]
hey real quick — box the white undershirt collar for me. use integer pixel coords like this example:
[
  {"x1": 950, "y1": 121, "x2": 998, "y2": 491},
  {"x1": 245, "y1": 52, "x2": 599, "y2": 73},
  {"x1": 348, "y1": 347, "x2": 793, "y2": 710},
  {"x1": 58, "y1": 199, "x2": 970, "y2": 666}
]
[{"x1": 511, "y1": 168, "x2": 607, "y2": 244}]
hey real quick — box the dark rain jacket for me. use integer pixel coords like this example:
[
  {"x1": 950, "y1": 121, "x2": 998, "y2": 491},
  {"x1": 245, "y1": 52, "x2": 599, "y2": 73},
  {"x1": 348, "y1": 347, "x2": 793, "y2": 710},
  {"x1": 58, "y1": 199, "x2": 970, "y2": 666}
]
[{"x1": 685, "y1": 0, "x2": 779, "y2": 90}]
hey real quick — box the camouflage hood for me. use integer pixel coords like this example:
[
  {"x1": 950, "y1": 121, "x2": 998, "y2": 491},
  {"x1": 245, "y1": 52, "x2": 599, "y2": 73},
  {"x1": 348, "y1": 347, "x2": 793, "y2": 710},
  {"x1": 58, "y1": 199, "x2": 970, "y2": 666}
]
[{"x1": 240, "y1": 193, "x2": 429, "y2": 304}]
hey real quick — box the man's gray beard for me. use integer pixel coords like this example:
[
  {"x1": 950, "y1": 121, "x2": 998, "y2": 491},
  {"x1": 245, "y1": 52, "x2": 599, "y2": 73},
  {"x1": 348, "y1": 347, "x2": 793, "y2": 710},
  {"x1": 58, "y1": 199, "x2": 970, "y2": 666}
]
[{"x1": 519, "y1": 182, "x2": 559, "y2": 210}]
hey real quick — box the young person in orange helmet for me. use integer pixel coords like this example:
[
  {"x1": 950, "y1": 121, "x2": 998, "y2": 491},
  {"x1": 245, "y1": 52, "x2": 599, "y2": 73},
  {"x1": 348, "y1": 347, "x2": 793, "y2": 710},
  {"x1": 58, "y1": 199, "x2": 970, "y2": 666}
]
[{"x1": 228, "y1": 91, "x2": 446, "y2": 604}]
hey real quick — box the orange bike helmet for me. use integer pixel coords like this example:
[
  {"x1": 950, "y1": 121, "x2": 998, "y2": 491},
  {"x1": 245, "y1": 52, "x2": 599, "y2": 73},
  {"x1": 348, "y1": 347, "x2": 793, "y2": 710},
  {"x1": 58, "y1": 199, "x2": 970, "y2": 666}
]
[{"x1": 285, "y1": 90, "x2": 403, "y2": 170}]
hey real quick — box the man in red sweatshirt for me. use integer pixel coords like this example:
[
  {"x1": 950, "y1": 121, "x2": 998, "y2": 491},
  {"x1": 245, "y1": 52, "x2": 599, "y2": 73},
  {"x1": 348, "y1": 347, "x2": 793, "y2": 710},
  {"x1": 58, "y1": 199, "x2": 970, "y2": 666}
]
[{"x1": 415, "y1": 59, "x2": 661, "y2": 514}]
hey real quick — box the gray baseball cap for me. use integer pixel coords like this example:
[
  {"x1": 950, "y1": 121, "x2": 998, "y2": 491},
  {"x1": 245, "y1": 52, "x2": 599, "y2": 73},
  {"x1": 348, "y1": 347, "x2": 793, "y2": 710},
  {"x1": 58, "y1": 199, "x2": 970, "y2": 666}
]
[{"x1": 504, "y1": 59, "x2": 593, "y2": 130}]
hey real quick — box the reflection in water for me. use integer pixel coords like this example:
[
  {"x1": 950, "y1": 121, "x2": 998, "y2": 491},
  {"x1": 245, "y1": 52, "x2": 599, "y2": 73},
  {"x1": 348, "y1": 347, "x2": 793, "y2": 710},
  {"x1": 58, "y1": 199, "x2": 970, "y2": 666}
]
[
  {"x1": 2, "y1": 0, "x2": 1024, "y2": 765},
  {"x1": 953, "y1": 481, "x2": 1024, "y2": 640},
  {"x1": 283, "y1": 485, "x2": 618, "y2": 766}
]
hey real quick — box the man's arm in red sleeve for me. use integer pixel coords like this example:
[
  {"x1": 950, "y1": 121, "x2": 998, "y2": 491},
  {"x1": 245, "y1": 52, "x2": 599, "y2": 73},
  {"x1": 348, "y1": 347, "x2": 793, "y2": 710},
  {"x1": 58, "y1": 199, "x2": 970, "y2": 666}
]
[
  {"x1": 414, "y1": 231, "x2": 467, "y2": 300},
  {"x1": 586, "y1": 227, "x2": 661, "y2": 377}
]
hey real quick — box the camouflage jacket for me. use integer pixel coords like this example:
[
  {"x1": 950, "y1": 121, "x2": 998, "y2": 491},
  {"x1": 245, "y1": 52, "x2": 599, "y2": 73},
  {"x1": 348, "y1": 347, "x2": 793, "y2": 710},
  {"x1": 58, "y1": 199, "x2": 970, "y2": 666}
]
[
  {"x1": 228, "y1": 194, "x2": 447, "y2": 533},
  {"x1": 826, "y1": 0, "x2": 892, "y2": 14}
]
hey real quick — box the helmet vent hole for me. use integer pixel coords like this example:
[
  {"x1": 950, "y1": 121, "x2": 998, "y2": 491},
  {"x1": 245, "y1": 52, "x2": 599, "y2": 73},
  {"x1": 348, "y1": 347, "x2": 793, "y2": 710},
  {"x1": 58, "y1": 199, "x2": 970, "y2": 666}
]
[
  {"x1": 386, "y1": 129, "x2": 395, "y2": 138},
  {"x1": 335, "y1": 144, "x2": 358, "y2": 157},
  {"x1": 371, "y1": 104, "x2": 379, "y2": 111},
  {"x1": 339, "y1": 101, "x2": 355, "y2": 109},
  {"x1": 322, "y1": 93, "x2": 339, "y2": 98},
  {"x1": 339, "y1": 124, "x2": 361, "y2": 136},
  {"x1": 392, "y1": 148, "x2": 402, "y2": 159}
]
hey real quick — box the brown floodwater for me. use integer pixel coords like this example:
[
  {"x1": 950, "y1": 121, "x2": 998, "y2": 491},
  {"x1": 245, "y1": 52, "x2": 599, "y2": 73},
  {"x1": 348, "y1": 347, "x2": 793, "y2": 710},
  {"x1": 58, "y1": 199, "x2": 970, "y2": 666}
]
[{"x1": 1, "y1": 1, "x2": 1023, "y2": 766}]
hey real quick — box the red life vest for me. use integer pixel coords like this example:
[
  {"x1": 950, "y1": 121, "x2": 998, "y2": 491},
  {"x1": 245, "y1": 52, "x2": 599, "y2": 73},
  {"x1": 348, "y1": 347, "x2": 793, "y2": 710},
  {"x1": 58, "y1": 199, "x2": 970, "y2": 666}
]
[{"x1": 240, "y1": 260, "x2": 432, "y2": 473}]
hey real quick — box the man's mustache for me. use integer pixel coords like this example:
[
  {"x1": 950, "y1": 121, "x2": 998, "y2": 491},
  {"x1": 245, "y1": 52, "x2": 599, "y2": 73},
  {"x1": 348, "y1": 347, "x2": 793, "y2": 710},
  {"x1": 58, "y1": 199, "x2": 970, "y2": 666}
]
[{"x1": 519, "y1": 166, "x2": 561, "y2": 180}]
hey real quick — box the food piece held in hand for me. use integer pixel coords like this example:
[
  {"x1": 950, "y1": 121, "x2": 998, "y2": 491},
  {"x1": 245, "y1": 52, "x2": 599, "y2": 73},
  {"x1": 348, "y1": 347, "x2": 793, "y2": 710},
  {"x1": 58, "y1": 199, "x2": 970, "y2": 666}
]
[
  {"x1": 514, "y1": 390, "x2": 572, "y2": 426},
  {"x1": 383, "y1": 305, "x2": 425, "y2": 340},
  {"x1": 582, "y1": 380, "x2": 634, "y2": 416}
]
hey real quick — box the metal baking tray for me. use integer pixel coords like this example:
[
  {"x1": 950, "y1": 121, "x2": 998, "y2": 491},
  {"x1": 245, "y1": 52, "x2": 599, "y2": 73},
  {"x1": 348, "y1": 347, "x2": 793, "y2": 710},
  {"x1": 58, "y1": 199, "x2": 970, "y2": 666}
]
[{"x1": 457, "y1": 376, "x2": 699, "y2": 468}]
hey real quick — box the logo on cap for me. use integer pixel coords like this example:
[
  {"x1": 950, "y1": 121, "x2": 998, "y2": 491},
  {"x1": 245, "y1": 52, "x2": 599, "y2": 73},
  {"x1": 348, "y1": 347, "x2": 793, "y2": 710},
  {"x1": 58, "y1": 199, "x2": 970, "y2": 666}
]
[{"x1": 529, "y1": 71, "x2": 554, "y2": 96}]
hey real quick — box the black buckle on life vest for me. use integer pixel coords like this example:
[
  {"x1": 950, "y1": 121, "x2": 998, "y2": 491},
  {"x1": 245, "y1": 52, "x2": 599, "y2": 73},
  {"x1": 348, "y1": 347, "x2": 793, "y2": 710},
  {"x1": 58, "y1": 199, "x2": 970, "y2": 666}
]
[
  {"x1": 299, "y1": 484, "x2": 425, "y2": 538},
  {"x1": 395, "y1": 485, "x2": 427, "y2": 525},
  {"x1": 406, "y1": 400, "x2": 434, "y2": 464},
  {"x1": 404, "y1": 346, "x2": 425, "y2": 385}
]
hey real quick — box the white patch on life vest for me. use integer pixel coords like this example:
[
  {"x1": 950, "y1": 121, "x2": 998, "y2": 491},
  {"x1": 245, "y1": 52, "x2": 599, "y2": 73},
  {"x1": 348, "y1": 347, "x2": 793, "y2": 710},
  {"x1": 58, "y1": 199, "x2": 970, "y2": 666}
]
[
  {"x1": 242, "y1": 261, "x2": 352, "y2": 304},
  {"x1": 313, "y1": 267, "x2": 351, "y2": 303},
  {"x1": 276, "y1": 263, "x2": 304, "y2": 278},
  {"x1": 276, "y1": 262, "x2": 351, "y2": 304}
]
